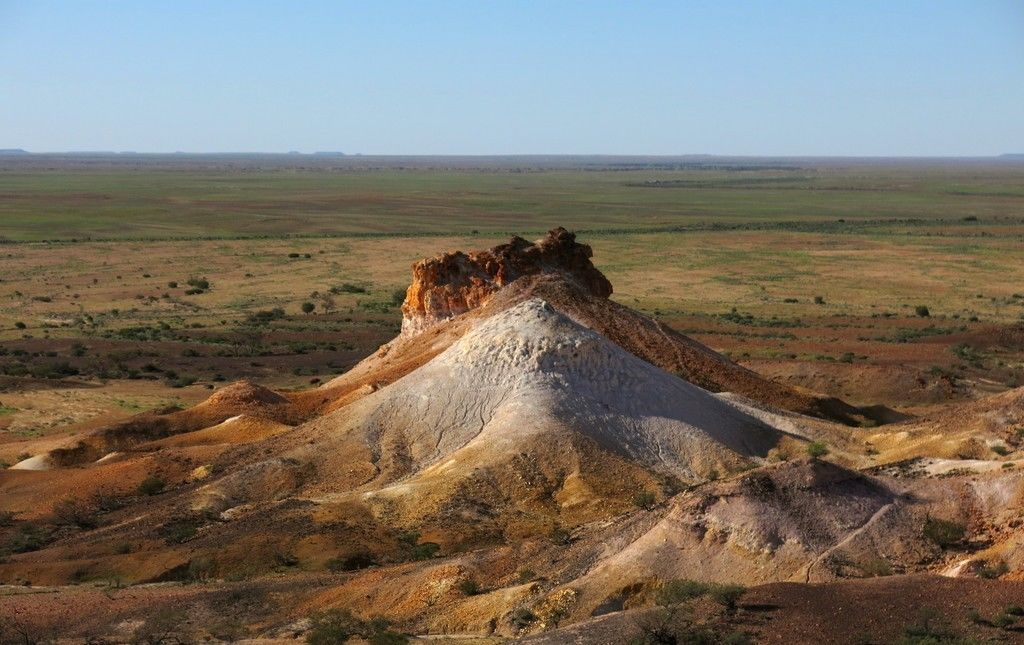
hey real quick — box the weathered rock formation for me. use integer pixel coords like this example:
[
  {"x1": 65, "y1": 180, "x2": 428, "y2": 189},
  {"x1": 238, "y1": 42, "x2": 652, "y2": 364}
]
[{"x1": 400, "y1": 227, "x2": 612, "y2": 335}]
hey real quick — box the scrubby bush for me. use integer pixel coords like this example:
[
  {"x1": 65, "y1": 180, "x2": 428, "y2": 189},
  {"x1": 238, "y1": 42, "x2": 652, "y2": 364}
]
[
  {"x1": 655, "y1": 579, "x2": 746, "y2": 612},
  {"x1": 632, "y1": 490, "x2": 657, "y2": 510},
  {"x1": 510, "y1": 607, "x2": 536, "y2": 629},
  {"x1": 394, "y1": 530, "x2": 439, "y2": 560},
  {"x1": 409, "y1": 542, "x2": 440, "y2": 560},
  {"x1": 915, "y1": 305, "x2": 931, "y2": 317},
  {"x1": 458, "y1": 578, "x2": 481, "y2": 596},
  {"x1": 133, "y1": 608, "x2": 188, "y2": 645},
  {"x1": 14, "y1": 321, "x2": 26, "y2": 329},
  {"x1": 326, "y1": 551, "x2": 376, "y2": 572},
  {"x1": 922, "y1": 517, "x2": 965, "y2": 547},
  {"x1": 245, "y1": 307, "x2": 286, "y2": 326},
  {"x1": 977, "y1": 559, "x2": 1009, "y2": 579},
  {"x1": 899, "y1": 608, "x2": 959, "y2": 643},
  {"x1": 990, "y1": 612, "x2": 1015, "y2": 628},
  {"x1": 305, "y1": 609, "x2": 408, "y2": 645},
  {"x1": 656, "y1": 579, "x2": 711, "y2": 606},
  {"x1": 8, "y1": 523, "x2": 52, "y2": 553},
  {"x1": 301, "y1": 302, "x2": 316, "y2": 314},
  {"x1": 187, "y1": 555, "x2": 215, "y2": 582},
  {"x1": 161, "y1": 517, "x2": 200, "y2": 544},
  {"x1": 814, "y1": 295, "x2": 825, "y2": 305},
  {"x1": 137, "y1": 475, "x2": 165, "y2": 496},
  {"x1": 807, "y1": 441, "x2": 829, "y2": 458},
  {"x1": 709, "y1": 584, "x2": 746, "y2": 612},
  {"x1": 859, "y1": 557, "x2": 893, "y2": 577},
  {"x1": 549, "y1": 526, "x2": 572, "y2": 546},
  {"x1": 332, "y1": 283, "x2": 367, "y2": 294},
  {"x1": 186, "y1": 276, "x2": 210, "y2": 290},
  {"x1": 167, "y1": 374, "x2": 198, "y2": 388},
  {"x1": 51, "y1": 498, "x2": 99, "y2": 529}
]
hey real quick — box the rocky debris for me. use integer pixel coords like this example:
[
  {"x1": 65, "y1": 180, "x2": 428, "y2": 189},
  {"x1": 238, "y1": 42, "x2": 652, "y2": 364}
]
[
  {"x1": 400, "y1": 227, "x2": 612, "y2": 335},
  {"x1": 204, "y1": 380, "x2": 289, "y2": 409}
]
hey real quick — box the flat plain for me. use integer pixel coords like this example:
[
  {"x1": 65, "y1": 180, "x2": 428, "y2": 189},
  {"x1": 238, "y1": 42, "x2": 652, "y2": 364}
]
[{"x1": 2, "y1": 156, "x2": 1023, "y2": 462}]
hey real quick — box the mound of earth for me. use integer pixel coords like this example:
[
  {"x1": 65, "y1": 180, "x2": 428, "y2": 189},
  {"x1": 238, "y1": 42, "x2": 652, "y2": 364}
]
[
  {"x1": 866, "y1": 385, "x2": 1024, "y2": 462},
  {"x1": 35, "y1": 381, "x2": 296, "y2": 468},
  {"x1": 324, "y1": 232, "x2": 888, "y2": 426},
  {"x1": 292, "y1": 299, "x2": 784, "y2": 488},
  {"x1": 202, "y1": 380, "x2": 290, "y2": 409}
]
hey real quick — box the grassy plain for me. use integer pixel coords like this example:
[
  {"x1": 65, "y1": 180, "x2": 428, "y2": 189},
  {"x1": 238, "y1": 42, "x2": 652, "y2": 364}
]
[
  {"x1": 2, "y1": 158, "x2": 1024, "y2": 240},
  {"x1": 1, "y1": 156, "x2": 1023, "y2": 457}
]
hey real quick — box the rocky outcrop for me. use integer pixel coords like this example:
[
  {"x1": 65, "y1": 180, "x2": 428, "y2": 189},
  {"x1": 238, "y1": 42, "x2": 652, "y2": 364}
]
[{"x1": 400, "y1": 227, "x2": 612, "y2": 335}]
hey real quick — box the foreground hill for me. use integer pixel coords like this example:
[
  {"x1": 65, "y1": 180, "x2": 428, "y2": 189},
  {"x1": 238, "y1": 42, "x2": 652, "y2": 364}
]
[{"x1": 2, "y1": 229, "x2": 1023, "y2": 643}]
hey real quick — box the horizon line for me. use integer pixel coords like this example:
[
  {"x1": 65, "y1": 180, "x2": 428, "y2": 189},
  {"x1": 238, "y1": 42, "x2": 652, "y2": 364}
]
[{"x1": 2, "y1": 149, "x2": 1023, "y2": 160}]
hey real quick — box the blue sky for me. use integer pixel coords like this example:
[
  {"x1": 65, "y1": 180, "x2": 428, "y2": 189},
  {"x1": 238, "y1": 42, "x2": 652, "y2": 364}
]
[{"x1": 1, "y1": 1, "x2": 1021, "y2": 155}]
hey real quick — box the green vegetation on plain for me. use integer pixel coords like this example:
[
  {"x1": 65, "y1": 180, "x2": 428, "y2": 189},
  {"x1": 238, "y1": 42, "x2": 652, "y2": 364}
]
[{"x1": 2, "y1": 160, "x2": 1023, "y2": 241}]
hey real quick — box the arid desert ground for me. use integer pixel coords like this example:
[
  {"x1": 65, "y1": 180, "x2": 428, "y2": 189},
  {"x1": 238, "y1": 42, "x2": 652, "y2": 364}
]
[{"x1": 2, "y1": 154, "x2": 1024, "y2": 644}]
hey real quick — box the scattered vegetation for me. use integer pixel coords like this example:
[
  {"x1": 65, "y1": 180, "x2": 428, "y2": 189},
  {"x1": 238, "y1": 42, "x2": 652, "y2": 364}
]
[
  {"x1": 632, "y1": 490, "x2": 657, "y2": 510},
  {"x1": 160, "y1": 516, "x2": 204, "y2": 544},
  {"x1": 549, "y1": 526, "x2": 572, "y2": 546},
  {"x1": 976, "y1": 559, "x2": 1008, "y2": 579},
  {"x1": 922, "y1": 517, "x2": 966, "y2": 547},
  {"x1": 510, "y1": 607, "x2": 537, "y2": 629},
  {"x1": 51, "y1": 498, "x2": 99, "y2": 530},
  {"x1": 806, "y1": 441, "x2": 829, "y2": 459},
  {"x1": 656, "y1": 579, "x2": 746, "y2": 611},
  {"x1": 133, "y1": 608, "x2": 189, "y2": 645},
  {"x1": 326, "y1": 551, "x2": 376, "y2": 572},
  {"x1": 185, "y1": 276, "x2": 210, "y2": 293},
  {"x1": 719, "y1": 308, "x2": 802, "y2": 328},
  {"x1": 897, "y1": 608, "x2": 966, "y2": 644},
  {"x1": 137, "y1": 475, "x2": 166, "y2": 496},
  {"x1": 874, "y1": 325, "x2": 960, "y2": 343},
  {"x1": 950, "y1": 343, "x2": 985, "y2": 366},
  {"x1": 306, "y1": 609, "x2": 408, "y2": 645},
  {"x1": 457, "y1": 578, "x2": 481, "y2": 596},
  {"x1": 332, "y1": 283, "x2": 367, "y2": 294},
  {"x1": 5, "y1": 523, "x2": 54, "y2": 553},
  {"x1": 858, "y1": 557, "x2": 893, "y2": 578},
  {"x1": 396, "y1": 531, "x2": 440, "y2": 561}
]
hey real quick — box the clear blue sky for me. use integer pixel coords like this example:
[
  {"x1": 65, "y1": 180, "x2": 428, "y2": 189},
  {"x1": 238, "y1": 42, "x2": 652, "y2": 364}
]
[{"x1": 1, "y1": 1, "x2": 1022, "y2": 155}]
